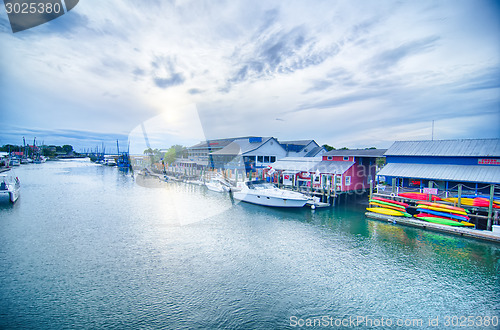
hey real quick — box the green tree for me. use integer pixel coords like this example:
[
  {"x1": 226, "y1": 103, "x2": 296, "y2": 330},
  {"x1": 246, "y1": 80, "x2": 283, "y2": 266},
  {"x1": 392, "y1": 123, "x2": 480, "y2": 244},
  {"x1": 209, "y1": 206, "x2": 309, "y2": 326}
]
[
  {"x1": 322, "y1": 144, "x2": 335, "y2": 151},
  {"x1": 164, "y1": 147, "x2": 177, "y2": 164},
  {"x1": 62, "y1": 145, "x2": 73, "y2": 154}
]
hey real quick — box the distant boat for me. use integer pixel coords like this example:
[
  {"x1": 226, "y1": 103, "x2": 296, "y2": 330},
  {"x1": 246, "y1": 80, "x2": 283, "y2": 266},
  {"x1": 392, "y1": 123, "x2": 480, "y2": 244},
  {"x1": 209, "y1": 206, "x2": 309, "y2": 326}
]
[
  {"x1": 0, "y1": 169, "x2": 20, "y2": 203},
  {"x1": 205, "y1": 178, "x2": 229, "y2": 193},
  {"x1": 232, "y1": 180, "x2": 310, "y2": 208}
]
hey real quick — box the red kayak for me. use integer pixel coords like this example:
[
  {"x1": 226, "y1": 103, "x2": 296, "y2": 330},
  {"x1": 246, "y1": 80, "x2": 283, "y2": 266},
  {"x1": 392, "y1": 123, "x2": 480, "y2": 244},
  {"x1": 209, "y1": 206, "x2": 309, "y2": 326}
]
[
  {"x1": 473, "y1": 198, "x2": 500, "y2": 208},
  {"x1": 372, "y1": 196, "x2": 409, "y2": 208},
  {"x1": 398, "y1": 192, "x2": 442, "y2": 201}
]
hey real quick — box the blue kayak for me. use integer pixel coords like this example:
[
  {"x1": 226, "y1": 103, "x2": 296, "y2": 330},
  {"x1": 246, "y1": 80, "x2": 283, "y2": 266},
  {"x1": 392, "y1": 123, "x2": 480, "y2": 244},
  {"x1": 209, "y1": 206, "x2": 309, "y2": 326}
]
[{"x1": 416, "y1": 208, "x2": 469, "y2": 221}]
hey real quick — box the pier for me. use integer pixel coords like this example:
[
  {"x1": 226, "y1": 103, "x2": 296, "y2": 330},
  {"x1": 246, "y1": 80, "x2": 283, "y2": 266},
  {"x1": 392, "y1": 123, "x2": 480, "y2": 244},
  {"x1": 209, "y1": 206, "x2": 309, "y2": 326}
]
[{"x1": 366, "y1": 212, "x2": 500, "y2": 244}]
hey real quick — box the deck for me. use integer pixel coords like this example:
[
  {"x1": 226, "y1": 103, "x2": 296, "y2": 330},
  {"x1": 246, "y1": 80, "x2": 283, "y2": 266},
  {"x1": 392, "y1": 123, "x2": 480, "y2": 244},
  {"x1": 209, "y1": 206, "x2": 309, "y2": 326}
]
[{"x1": 365, "y1": 212, "x2": 500, "y2": 244}]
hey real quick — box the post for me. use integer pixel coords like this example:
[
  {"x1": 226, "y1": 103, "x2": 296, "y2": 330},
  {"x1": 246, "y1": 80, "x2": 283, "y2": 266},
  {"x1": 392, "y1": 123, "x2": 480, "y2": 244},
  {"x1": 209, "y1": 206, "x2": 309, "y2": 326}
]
[
  {"x1": 369, "y1": 176, "x2": 373, "y2": 200},
  {"x1": 428, "y1": 181, "x2": 433, "y2": 202},
  {"x1": 487, "y1": 184, "x2": 494, "y2": 231},
  {"x1": 457, "y1": 184, "x2": 462, "y2": 207},
  {"x1": 327, "y1": 175, "x2": 331, "y2": 203},
  {"x1": 333, "y1": 175, "x2": 337, "y2": 199},
  {"x1": 392, "y1": 178, "x2": 396, "y2": 195}
]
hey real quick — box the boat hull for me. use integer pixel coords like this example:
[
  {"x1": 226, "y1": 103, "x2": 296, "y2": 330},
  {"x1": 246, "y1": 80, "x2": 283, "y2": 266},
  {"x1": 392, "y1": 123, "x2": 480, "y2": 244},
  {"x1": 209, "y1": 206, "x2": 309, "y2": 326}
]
[{"x1": 232, "y1": 191, "x2": 308, "y2": 208}]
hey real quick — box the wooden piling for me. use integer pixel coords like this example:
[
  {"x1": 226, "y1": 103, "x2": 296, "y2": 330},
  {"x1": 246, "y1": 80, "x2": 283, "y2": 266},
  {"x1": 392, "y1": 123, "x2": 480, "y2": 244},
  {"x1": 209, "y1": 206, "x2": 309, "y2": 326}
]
[
  {"x1": 458, "y1": 184, "x2": 463, "y2": 208},
  {"x1": 487, "y1": 184, "x2": 495, "y2": 231}
]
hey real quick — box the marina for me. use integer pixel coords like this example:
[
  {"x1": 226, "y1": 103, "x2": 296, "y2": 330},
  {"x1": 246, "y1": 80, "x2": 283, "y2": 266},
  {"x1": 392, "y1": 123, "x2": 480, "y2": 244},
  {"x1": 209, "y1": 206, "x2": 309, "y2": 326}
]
[{"x1": 0, "y1": 159, "x2": 499, "y2": 328}]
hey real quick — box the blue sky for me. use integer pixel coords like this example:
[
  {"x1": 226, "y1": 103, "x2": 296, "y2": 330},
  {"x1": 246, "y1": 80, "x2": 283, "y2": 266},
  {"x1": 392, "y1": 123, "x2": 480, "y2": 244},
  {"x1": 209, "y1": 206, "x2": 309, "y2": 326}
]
[{"x1": 0, "y1": 0, "x2": 499, "y2": 153}]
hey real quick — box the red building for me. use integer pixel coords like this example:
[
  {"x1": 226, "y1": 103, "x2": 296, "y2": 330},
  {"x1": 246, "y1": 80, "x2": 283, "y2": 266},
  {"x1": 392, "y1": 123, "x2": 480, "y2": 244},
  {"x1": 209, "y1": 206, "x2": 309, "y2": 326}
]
[{"x1": 315, "y1": 149, "x2": 386, "y2": 193}]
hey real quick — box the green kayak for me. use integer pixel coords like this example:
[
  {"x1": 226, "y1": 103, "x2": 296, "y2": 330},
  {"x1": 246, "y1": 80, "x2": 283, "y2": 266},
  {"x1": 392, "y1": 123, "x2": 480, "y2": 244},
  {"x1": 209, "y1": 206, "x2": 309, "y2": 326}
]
[{"x1": 415, "y1": 216, "x2": 467, "y2": 227}]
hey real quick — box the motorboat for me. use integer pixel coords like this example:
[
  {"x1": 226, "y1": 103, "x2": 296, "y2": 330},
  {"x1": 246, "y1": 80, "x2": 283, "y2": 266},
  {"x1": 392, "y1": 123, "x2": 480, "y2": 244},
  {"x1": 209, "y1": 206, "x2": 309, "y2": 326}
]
[
  {"x1": 231, "y1": 180, "x2": 310, "y2": 208},
  {"x1": 0, "y1": 169, "x2": 20, "y2": 203},
  {"x1": 205, "y1": 177, "x2": 230, "y2": 193}
]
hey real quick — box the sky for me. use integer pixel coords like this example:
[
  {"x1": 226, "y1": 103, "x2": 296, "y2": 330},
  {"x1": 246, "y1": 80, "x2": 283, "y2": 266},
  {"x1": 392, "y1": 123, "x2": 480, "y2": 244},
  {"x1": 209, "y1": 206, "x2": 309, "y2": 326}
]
[{"x1": 0, "y1": 0, "x2": 499, "y2": 154}]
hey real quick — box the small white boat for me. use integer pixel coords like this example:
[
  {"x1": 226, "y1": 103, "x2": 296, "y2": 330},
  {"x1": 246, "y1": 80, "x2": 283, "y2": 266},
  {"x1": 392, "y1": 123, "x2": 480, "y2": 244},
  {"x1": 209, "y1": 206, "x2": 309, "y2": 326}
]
[
  {"x1": 205, "y1": 178, "x2": 230, "y2": 193},
  {"x1": 232, "y1": 180, "x2": 310, "y2": 208},
  {"x1": 0, "y1": 170, "x2": 20, "y2": 203},
  {"x1": 9, "y1": 158, "x2": 21, "y2": 166}
]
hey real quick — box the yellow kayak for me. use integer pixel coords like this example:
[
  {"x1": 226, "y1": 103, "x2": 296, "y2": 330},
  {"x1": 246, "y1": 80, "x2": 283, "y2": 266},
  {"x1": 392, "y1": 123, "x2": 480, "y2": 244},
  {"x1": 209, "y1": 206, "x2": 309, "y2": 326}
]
[
  {"x1": 366, "y1": 207, "x2": 411, "y2": 217},
  {"x1": 442, "y1": 197, "x2": 475, "y2": 206}
]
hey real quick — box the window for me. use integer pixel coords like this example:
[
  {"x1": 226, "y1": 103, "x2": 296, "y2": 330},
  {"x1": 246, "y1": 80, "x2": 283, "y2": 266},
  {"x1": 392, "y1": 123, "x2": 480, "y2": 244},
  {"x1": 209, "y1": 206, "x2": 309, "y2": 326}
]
[
  {"x1": 327, "y1": 156, "x2": 333, "y2": 161},
  {"x1": 257, "y1": 156, "x2": 263, "y2": 163},
  {"x1": 345, "y1": 176, "x2": 351, "y2": 186},
  {"x1": 270, "y1": 156, "x2": 276, "y2": 163},
  {"x1": 264, "y1": 156, "x2": 270, "y2": 163},
  {"x1": 343, "y1": 156, "x2": 349, "y2": 161}
]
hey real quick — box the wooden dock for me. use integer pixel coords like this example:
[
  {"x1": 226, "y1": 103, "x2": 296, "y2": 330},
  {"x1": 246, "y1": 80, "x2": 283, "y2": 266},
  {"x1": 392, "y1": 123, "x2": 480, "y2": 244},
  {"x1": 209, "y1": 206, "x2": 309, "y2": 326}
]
[{"x1": 365, "y1": 212, "x2": 500, "y2": 244}]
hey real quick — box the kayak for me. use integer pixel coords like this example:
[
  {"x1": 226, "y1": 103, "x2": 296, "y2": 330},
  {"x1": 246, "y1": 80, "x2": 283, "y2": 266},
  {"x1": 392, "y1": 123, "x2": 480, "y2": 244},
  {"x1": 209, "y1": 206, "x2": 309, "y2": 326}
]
[
  {"x1": 442, "y1": 197, "x2": 475, "y2": 206},
  {"x1": 366, "y1": 207, "x2": 412, "y2": 217},
  {"x1": 369, "y1": 199, "x2": 406, "y2": 210},
  {"x1": 416, "y1": 208, "x2": 469, "y2": 221},
  {"x1": 398, "y1": 192, "x2": 441, "y2": 201},
  {"x1": 371, "y1": 197, "x2": 409, "y2": 208},
  {"x1": 417, "y1": 201, "x2": 469, "y2": 213},
  {"x1": 414, "y1": 216, "x2": 470, "y2": 227},
  {"x1": 472, "y1": 198, "x2": 500, "y2": 208},
  {"x1": 369, "y1": 202, "x2": 406, "y2": 212},
  {"x1": 458, "y1": 194, "x2": 500, "y2": 201},
  {"x1": 416, "y1": 204, "x2": 469, "y2": 216},
  {"x1": 415, "y1": 213, "x2": 475, "y2": 227}
]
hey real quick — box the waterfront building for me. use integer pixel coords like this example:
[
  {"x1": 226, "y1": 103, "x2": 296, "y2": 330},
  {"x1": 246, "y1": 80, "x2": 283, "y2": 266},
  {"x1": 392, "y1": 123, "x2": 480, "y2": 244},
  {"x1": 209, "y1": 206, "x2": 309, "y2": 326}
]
[
  {"x1": 270, "y1": 149, "x2": 386, "y2": 193},
  {"x1": 377, "y1": 139, "x2": 500, "y2": 196},
  {"x1": 210, "y1": 137, "x2": 287, "y2": 173}
]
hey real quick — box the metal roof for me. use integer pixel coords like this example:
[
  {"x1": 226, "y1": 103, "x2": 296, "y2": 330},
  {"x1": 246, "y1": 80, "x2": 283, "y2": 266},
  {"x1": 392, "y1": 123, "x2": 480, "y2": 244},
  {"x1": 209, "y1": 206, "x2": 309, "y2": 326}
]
[
  {"x1": 279, "y1": 140, "x2": 315, "y2": 145},
  {"x1": 377, "y1": 163, "x2": 500, "y2": 184},
  {"x1": 305, "y1": 146, "x2": 326, "y2": 157},
  {"x1": 384, "y1": 139, "x2": 500, "y2": 157},
  {"x1": 324, "y1": 149, "x2": 387, "y2": 157},
  {"x1": 271, "y1": 157, "x2": 321, "y2": 171},
  {"x1": 310, "y1": 161, "x2": 355, "y2": 174},
  {"x1": 211, "y1": 137, "x2": 280, "y2": 156}
]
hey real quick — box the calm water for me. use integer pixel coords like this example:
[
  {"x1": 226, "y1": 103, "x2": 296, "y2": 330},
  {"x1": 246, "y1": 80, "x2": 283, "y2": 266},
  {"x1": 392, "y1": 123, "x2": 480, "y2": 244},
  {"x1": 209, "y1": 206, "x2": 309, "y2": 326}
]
[{"x1": 1, "y1": 160, "x2": 499, "y2": 329}]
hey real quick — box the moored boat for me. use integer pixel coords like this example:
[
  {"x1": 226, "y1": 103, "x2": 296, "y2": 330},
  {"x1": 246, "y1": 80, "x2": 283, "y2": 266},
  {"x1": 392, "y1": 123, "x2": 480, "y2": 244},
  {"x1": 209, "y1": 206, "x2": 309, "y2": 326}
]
[
  {"x1": 205, "y1": 178, "x2": 230, "y2": 193},
  {"x1": 0, "y1": 169, "x2": 20, "y2": 203},
  {"x1": 232, "y1": 180, "x2": 310, "y2": 208}
]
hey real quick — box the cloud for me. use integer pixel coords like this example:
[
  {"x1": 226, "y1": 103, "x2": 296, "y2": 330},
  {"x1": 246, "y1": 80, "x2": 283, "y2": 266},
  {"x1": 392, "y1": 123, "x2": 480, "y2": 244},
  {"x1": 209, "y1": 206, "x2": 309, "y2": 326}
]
[
  {"x1": 151, "y1": 56, "x2": 185, "y2": 89},
  {"x1": 367, "y1": 36, "x2": 440, "y2": 72}
]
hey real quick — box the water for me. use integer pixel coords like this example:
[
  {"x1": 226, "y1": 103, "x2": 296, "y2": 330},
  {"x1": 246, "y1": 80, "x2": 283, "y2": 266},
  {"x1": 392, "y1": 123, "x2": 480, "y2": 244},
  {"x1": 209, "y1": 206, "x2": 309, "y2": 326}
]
[{"x1": 1, "y1": 160, "x2": 499, "y2": 329}]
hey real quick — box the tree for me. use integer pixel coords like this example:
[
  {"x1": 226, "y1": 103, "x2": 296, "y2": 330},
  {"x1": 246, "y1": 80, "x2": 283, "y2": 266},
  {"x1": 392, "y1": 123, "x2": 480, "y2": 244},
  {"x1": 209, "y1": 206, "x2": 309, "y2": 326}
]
[
  {"x1": 164, "y1": 147, "x2": 177, "y2": 164},
  {"x1": 322, "y1": 144, "x2": 335, "y2": 151},
  {"x1": 62, "y1": 145, "x2": 73, "y2": 154}
]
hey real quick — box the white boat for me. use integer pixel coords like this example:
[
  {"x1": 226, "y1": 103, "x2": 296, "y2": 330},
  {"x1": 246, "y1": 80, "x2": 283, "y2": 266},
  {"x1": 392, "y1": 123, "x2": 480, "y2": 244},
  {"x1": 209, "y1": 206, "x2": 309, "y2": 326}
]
[
  {"x1": 9, "y1": 158, "x2": 21, "y2": 166},
  {"x1": 232, "y1": 180, "x2": 310, "y2": 208},
  {"x1": 0, "y1": 170, "x2": 20, "y2": 203},
  {"x1": 205, "y1": 178, "x2": 230, "y2": 193}
]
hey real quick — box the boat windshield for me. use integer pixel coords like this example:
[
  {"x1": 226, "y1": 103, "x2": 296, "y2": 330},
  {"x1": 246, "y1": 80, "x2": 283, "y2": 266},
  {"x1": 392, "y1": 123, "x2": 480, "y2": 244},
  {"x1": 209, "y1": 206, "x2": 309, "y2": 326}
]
[{"x1": 246, "y1": 181, "x2": 276, "y2": 190}]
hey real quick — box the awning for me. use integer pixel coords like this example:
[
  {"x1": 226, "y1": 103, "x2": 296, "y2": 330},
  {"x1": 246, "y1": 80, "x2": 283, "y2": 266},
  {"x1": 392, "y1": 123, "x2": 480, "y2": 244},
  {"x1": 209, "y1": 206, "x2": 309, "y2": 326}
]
[
  {"x1": 309, "y1": 161, "x2": 354, "y2": 174},
  {"x1": 271, "y1": 157, "x2": 321, "y2": 172},
  {"x1": 377, "y1": 163, "x2": 500, "y2": 184}
]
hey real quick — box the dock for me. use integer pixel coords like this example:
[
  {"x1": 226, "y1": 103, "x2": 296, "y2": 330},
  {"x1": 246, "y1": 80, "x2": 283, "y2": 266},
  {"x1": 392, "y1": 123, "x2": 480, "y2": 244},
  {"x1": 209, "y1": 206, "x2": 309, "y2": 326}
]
[{"x1": 365, "y1": 212, "x2": 500, "y2": 244}]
